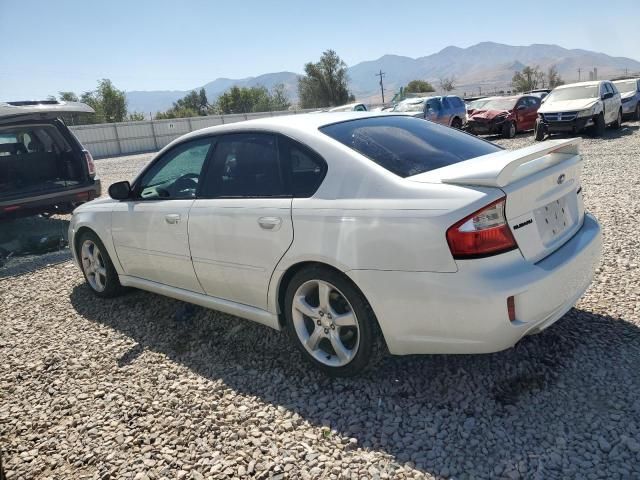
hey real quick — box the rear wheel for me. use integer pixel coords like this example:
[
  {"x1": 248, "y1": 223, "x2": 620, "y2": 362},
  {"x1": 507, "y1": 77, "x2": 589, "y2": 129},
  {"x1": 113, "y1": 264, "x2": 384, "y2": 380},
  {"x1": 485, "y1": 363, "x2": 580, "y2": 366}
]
[
  {"x1": 284, "y1": 266, "x2": 383, "y2": 376},
  {"x1": 502, "y1": 121, "x2": 516, "y2": 139},
  {"x1": 534, "y1": 119, "x2": 546, "y2": 141},
  {"x1": 78, "y1": 231, "x2": 124, "y2": 298},
  {"x1": 451, "y1": 117, "x2": 463, "y2": 129}
]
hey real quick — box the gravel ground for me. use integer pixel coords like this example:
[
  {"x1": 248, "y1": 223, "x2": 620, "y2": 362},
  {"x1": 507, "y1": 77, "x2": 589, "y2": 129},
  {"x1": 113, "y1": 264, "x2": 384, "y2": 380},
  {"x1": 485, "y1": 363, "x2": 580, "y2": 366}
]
[{"x1": 1, "y1": 121, "x2": 640, "y2": 479}]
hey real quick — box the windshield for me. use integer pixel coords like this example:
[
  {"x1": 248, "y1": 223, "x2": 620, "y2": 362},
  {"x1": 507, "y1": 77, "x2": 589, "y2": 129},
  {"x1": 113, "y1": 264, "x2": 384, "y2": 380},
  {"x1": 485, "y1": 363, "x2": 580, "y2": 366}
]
[
  {"x1": 546, "y1": 85, "x2": 599, "y2": 102},
  {"x1": 613, "y1": 80, "x2": 638, "y2": 93},
  {"x1": 393, "y1": 100, "x2": 425, "y2": 112},
  {"x1": 467, "y1": 99, "x2": 492, "y2": 110},
  {"x1": 320, "y1": 116, "x2": 502, "y2": 178},
  {"x1": 478, "y1": 98, "x2": 517, "y2": 111}
]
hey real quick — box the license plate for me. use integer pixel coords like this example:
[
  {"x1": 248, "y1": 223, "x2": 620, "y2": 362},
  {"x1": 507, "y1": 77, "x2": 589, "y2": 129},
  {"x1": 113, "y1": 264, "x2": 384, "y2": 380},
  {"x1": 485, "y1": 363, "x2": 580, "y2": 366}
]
[{"x1": 536, "y1": 196, "x2": 570, "y2": 240}]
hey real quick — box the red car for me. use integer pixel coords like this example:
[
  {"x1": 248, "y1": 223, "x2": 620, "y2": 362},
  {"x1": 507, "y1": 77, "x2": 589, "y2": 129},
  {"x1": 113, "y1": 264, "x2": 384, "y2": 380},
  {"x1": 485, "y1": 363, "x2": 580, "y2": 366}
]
[{"x1": 466, "y1": 95, "x2": 541, "y2": 138}]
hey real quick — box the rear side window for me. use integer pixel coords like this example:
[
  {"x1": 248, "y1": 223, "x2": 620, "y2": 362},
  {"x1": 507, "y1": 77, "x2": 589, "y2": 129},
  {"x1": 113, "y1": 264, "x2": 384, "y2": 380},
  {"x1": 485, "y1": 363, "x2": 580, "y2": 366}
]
[
  {"x1": 279, "y1": 137, "x2": 326, "y2": 197},
  {"x1": 201, "y1": 133, "x2": 286, "y2": 198},
  {"x1": 320, "y1": 116, "x2": 502, "y2": 178}
]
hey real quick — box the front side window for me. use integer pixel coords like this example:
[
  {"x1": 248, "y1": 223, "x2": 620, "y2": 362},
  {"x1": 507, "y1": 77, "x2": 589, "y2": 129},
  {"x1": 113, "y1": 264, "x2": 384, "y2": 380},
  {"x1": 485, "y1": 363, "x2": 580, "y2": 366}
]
[
  {"x1": 320, "y1": 116, "x2": 502, "y2": 178},
  {"x1": 201, "y1": 133, "x2": 285, "y2": 198},
  {"x1": 138, "y1": 138, "x2": 211, "y2": 199}
]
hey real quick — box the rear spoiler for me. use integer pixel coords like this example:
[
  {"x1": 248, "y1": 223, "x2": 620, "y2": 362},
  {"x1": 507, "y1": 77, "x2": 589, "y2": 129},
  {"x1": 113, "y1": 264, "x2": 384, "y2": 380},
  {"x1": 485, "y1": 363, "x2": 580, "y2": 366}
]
[{"x1": 409, "y1": 138, "x2": 581, "y2": 188}]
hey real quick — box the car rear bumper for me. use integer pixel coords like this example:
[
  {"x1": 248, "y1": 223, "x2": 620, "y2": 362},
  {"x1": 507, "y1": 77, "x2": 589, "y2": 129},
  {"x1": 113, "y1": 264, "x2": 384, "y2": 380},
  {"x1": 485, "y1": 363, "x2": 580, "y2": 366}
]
[
  {"x1": 347, "y1": 213, "x2": 601, "y2": 355},
  {"x1": 539, "y1": 116, "x2": 592, "y2": 133},
  {"x1": 0, "y1": 180, "x2": 101, "y2": 219}
]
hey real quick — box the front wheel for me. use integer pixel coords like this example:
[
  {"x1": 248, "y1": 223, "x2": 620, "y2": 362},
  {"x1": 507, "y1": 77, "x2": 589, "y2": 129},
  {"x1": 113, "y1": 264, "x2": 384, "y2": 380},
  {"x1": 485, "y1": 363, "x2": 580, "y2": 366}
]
[
  {"x1": 450, "y1": 117, "x2": 463, "y2": 129},
  {"x1": 593, "y1": 113, "x2": 606, "y2": 137},
  {"x1": 78, "y1": 231, "x2": 124, "y2": 298},
  {"x1": 634, "y1": 103, "x2": 640, "y2": 121},
  {"x1": 534, "y1": 119, "x2": 546, "y2": 141},
  {"x1": 284, "y1": 266, "x2": 384, "y2": 376},
  {"x1": 612, "y1": 109, "x2": 622, "y2": 129},
  {"x1": 502, "y1": 121, "x2": 516, "y2": 138}
]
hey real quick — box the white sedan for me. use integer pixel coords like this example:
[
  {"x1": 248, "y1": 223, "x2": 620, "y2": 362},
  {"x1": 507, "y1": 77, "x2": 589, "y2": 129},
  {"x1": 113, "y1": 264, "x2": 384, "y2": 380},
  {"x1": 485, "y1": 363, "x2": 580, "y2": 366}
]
[{"x1": 69, "y1": 113, "x2": 602, "y2": 376}]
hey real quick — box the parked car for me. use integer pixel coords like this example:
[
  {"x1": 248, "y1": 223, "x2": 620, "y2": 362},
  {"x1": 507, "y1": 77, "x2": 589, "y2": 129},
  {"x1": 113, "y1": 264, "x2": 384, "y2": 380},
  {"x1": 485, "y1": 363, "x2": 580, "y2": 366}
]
[
  {"x1": 328, "y1": 103, "x2": 367, "y2": 112},
  {"x1": 392, "y1": 96, "x2": 466, "y2": 128},
  {"x1": 613, "y1": 78, "x2": 640, "y2": 120},
  {"x1": 0, "y1": 101, "x2": 100, "y2": 219},
  {"x1": 70, "y1": 113, "x2": 601, "y2": 376},
  {"x1": 535, "y1": 81, "x2": 622, "y2": 141},
  {"x1": 466, "y1": 95, "x2": 541, "y2": 138}
]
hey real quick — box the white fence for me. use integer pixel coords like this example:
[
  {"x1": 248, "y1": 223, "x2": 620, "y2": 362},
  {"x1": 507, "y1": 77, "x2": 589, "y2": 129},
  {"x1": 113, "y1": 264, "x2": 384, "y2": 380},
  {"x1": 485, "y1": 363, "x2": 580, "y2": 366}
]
[{"x1": 69, "y1": 109, "x2": 316, "y2": 158}]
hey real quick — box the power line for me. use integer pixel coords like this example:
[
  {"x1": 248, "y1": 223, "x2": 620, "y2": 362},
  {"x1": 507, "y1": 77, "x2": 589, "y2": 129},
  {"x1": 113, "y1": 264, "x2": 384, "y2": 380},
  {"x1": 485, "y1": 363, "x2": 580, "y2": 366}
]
[{"x1": 375, "y1": 69, "x2": 386, "y2": 104}]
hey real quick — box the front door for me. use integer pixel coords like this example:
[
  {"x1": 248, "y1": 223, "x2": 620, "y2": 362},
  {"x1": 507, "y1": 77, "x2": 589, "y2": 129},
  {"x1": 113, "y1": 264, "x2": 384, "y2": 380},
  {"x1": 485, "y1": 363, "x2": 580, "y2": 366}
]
[
  {"x1": 188, "y1": 133, "x2": 294, "y2": 309},
  {"x1": 111, "y1": 137, "x2": 213, "y2": 292}
]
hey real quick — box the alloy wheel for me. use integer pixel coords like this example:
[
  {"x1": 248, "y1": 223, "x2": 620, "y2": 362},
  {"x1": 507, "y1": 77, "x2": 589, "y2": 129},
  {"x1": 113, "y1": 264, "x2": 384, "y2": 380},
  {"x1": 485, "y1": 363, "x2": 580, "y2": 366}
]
[
  {"x1": 81, "y1": 239, "x2": 107, "y2": 292},
  {"x1": 510, "y1": 122, "x2": 516, "y2": 138},
  {"x1": 291, "y1": 279, "x2": 360, "y2": 367}
]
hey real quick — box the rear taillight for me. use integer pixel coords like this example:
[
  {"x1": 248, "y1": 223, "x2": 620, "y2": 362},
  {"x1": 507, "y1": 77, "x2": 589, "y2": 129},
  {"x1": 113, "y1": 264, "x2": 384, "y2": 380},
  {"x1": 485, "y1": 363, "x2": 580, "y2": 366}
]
[
  {"x1": 446, "y1": 197, "x2": 517, "y2": 259},
  {"x1": 83, "y1": 149, "x2": 96, "y2": 177}
]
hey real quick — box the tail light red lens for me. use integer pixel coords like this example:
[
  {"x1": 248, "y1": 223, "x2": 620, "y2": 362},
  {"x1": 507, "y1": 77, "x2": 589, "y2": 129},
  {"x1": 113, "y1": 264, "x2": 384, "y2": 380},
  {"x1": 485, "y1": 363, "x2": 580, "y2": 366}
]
[
  {"x1": 446, "y1": 197, "x2": 517, "y2": 259},
  {"x1": 83, "y1": 149, "x2": 96, "y2": 177}
]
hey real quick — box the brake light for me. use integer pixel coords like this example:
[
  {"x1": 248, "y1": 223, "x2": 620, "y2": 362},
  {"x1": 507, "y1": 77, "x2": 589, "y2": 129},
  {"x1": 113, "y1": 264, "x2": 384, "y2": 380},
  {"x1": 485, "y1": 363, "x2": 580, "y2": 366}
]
[
  {"x1": 446, "y1": 197, "x2": 517, "y2": 259},
  {"x1": 83, "y1": 149, "x2": 96, "y2": 177}
]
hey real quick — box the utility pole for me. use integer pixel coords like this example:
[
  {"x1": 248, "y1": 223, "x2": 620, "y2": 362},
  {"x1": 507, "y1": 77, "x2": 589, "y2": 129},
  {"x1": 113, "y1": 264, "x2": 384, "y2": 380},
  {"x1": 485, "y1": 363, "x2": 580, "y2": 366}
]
[
  {"x1": 577, "y1": 68, "x2": 581, "y2": 82},
  {"x1": 375, "y1": 70, "x2": 385, "y2": 104}
]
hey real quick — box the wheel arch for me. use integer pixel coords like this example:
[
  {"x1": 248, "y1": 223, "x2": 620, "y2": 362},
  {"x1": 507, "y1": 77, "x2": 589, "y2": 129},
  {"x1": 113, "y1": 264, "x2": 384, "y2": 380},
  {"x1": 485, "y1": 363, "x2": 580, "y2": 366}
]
[{"x1": 273, "y1": 260, "x2": 380, "y2": 333}]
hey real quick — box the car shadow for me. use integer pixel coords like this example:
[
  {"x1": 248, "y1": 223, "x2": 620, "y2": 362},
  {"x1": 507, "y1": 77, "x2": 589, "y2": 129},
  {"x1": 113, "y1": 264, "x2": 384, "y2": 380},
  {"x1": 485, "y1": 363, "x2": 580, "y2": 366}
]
[{"x1": 70, "y1": 285, "x2": 640, "y2": 478}]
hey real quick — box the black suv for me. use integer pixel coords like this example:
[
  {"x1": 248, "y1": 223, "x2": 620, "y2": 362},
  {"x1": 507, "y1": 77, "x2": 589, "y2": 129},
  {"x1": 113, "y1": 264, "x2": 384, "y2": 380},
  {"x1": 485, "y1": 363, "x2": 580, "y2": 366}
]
[{"x1": 0, "y1": 101, "x2": 101, "y2": 220}]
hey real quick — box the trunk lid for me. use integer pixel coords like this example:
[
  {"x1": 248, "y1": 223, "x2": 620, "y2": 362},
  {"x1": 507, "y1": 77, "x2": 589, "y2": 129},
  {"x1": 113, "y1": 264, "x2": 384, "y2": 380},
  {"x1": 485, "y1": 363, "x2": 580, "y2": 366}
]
[
  {"x1": 0, "y1": 101, "x2": 94, "y2": 125},
  {"x1": 409, "y1": 138, "x2": 585, "y2": 262}
]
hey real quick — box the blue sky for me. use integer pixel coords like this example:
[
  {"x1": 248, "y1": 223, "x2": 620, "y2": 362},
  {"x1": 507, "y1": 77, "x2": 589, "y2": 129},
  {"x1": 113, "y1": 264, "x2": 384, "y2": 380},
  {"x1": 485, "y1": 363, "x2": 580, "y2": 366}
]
[{"x1": 1, "y1": 0, "x2": 639, "y2": 100}]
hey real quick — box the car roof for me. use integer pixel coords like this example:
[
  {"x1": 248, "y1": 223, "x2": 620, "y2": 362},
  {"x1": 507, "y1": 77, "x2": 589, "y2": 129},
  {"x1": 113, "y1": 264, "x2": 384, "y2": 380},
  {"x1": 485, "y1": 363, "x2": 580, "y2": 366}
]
[
  {"x1": 175, "y1": 112, "x2": 408, "y2": 142},
  {"x1": 555, "y1": 81, "x2": 603, "y2": 89},
  {"x1": 0, "y1": 100, "x2": 94, "y2": 122}
]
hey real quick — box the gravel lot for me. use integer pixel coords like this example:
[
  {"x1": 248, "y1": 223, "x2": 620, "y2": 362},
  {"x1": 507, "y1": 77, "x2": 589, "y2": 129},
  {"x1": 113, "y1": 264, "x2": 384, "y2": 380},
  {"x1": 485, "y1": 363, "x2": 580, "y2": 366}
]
[{"x1": 2, "y1": 121, "x2": 640, "y2": 479}]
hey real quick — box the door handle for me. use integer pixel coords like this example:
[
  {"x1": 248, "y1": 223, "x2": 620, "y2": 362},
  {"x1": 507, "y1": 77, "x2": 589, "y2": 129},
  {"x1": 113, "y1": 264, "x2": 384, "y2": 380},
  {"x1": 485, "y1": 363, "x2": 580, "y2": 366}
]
[
  {"x1": 258, "y1": 216, "x2": 282, "y2": 230},
  {"x1": 165, "y1": 214, "x2": 181, "y2": 224}
]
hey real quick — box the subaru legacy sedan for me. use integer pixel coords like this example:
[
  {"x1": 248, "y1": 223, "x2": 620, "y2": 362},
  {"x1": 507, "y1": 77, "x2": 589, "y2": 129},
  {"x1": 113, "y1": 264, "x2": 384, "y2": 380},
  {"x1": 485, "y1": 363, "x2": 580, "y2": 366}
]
[{"x1": 69, "y1": 113, "x2": 601, "y2": 376}]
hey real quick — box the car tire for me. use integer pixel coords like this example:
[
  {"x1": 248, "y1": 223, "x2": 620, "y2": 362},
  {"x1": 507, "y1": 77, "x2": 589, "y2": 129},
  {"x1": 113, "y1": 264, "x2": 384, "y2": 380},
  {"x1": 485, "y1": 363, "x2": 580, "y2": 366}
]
[
  {"x1": 451, "y1": 117, "x2": 463, "y2": 129},
  {"x1": 78, "y1": 230, "x2": 125, "y2": 298},
  {"x1": 283, "y1": 265, "x2": 384, "y2": 377},
  {"x1": 612, "y1": 109, "x2": 622, "y2": 129},
  {"x1": 593, "y1": 113, "x2": 606, "y2": 137},
  {"x1": 634, "y1": 103, "x2": 640, "y2": 121},
  {"x1": 502, "y1": 121, "x2": 516, "y2": 139},
  {"x1": 534, "y1": 119, "x2": 546, "y2": 141}
]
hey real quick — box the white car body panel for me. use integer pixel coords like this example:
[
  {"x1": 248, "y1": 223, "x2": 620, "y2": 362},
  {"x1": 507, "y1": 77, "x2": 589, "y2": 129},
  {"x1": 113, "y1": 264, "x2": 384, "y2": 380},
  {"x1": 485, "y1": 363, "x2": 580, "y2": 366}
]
[
  {"x1": 539, "y1": 80, "x2": 621, "y2": 125},
  {"x1": 69, "y1": 112, "x2": 602, "y2": 356}
]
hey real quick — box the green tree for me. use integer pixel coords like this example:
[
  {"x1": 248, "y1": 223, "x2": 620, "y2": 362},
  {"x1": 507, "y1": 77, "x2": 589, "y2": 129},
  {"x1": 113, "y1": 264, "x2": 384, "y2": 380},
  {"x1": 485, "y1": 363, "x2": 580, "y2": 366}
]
[
  {"x1": 155, "y1": 107, "x2": 198, "y2": 120},
  {"x1": 439, "y1": 76, "x2": 456, "y2": 92},
  {"x1": 270, "y1": 83, "x2": 291, "y2": 111},
  {"x1": 512, "y1": 66, "x2": 544, "y2": 92},
  {"x1": 81, "y1": 79, "x2": 127, "y2": 123},
  {"x1": 547, "y1": 65, "x2": 564, "y2": 88},
  {"x1": 128, "y1": 112, "x2": 145, "y2": 121},
  {"x1": 298, "y1": 50, "x2": 352, "y2": 108},
  {"x1": 59, "y1": 91, "x2": 79, "y2": 102},
  {"x1": 405, "y1": 80, "x2": 435, "y2": 94},
  {"x1": 214, "y1": 84, "x2": 290, "y2": 114}
]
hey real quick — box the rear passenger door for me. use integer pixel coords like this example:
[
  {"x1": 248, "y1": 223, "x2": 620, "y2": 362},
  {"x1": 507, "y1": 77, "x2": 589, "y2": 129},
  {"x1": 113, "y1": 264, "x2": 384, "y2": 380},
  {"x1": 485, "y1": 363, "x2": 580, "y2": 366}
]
[{"x1": 187, "y1": 133, "x2": 292, "y2": 309}]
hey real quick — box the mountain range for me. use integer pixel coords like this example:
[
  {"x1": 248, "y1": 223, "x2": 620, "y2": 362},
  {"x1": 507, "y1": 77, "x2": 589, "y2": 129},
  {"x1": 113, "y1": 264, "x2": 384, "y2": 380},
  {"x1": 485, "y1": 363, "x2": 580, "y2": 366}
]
[{"x1": 126, "y1": 42, "x2": 640, "y2": 114}]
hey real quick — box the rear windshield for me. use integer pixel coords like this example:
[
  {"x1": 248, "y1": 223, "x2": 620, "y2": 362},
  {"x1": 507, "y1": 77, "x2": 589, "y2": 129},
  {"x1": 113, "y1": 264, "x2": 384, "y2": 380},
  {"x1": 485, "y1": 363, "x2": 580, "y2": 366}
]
[{"x1": 319, "y1": 116, "x2": 502, "y2": 178}]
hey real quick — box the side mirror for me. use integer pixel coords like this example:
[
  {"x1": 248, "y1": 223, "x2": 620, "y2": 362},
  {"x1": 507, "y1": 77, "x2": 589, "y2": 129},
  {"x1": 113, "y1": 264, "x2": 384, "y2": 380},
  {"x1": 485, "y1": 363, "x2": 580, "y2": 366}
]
[
  {"x1": 602, "y1": 92, "x2": 613, "y2": 100},
  {"x1": 108, "y1": 181, "x2": 132, "y2": 200}
]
